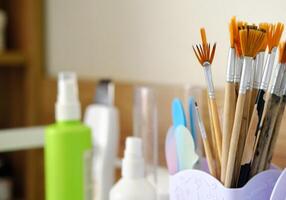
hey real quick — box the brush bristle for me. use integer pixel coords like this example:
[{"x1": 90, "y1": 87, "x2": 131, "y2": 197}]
[
  {"x1": 259, "y1": 23, "x2": 269, "y2": 32},
  {"x1": 279, "y1": 42, "x2": 286, "y2": 64},
  {"x1": 267, "y1": 22, "x2": 284, "y2": 52},
  {"x1": 234, "y1": 21, "x2": 244, "y2": 57},
  {"x1": 193, "y1": 28, "x2": 216, "y2": 65},
  {"x1": 229, "y1": 17, "x2": 236, "y2": 48},
  {"x1": 258, "y1": 23, "x2": 269, "y2": 52},
  {"x1": 259, "y1": 37, "x2": 268, "y2": 52},
  {"x1": 200, "y1": 28, "x2": 208, "y2": 47},
  {"x1": 239, "y1": 27, "x2": 266, "y2": 57}
]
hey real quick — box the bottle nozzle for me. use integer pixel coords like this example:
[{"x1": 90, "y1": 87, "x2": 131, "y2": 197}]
[
  {"x1": 125, "y1": 137, "x2": 143, "y2": 158},
  {"x1": 122, "y1": 137, "x2": 145, "y2": 178},
  {"x1": 56, "y1": 72, "x2": 81, "y2": 121}
]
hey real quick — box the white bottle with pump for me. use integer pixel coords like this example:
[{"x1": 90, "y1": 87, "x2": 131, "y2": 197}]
[{"x1": 109, "y1": 137, "x2": 156, "y2": 200}]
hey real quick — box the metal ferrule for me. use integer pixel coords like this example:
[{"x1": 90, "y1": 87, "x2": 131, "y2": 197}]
[
  {"x1": 203, "y1": 63, "x2": 215, "y2": 99},
  {"x1": 260, "y1": 47, "x2": 278, "y2": 90},
  {"x1": 283, "y1": 70, "x2": 286, "y2": 96},
  {"x1": 279, "y1": 65, "x2": 286, "y2": 96},
  {"x1": 234, "y1": 56, "x2": 243, "y2": 83},
  {"x1": 253, "y1": 52, "x2": 265, "y2": 89},
  {"x1": 239, "y1": 57, "x2": 253, "y2": 94},
  {"x1": 226, "y1": 48, "x2": 236, "y2": 82},
  {"x1": 247, "y1": 59, "x2": 255, "y2": 90},
  {"x1": 270, "y1": 63, "x2": 284, "y2": 95}
]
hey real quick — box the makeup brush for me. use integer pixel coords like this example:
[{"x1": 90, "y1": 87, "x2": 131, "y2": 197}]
[
  {"x1": 250, "y1": 42, "x2": 286, "y2": 177},
  {"x1": 263, "y1": 67, "x2": 286, "y2": 170},
  {"x1": 238, "y1": 23, "x2": 284, "y2": 186},
  {"x1": 193, "y1": 28, "x2": 222, "y2": 163},
  {"x1": 225, "y1": 27, "x2": 266, "y2": 188},
  {"x1": 221, "y1": 17, "x2": 237, "y2": 183},
  {"x1": 194, "y1": 101, "x2": 217, "y2": 178}
]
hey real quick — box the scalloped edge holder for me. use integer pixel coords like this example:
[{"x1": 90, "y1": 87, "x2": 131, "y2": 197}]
[{"x1": 170, "y1": 163, "x2": 286, "y2": 200}]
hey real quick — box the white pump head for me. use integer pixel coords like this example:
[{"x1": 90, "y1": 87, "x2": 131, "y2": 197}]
[
  {"x1": 56, "y1": 72, "x2": 81, "y2": 121},
  {"x1": 122, "y1": 137, "x2": 145, "y2": 179}
]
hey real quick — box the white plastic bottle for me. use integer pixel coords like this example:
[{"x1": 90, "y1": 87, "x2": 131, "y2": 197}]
[
  {"x1": 109, "y1": 137, "x2": 156, "y2": 200},
  {"x1": 84, "y1": 80, "x2": 119, "y2": 200}
]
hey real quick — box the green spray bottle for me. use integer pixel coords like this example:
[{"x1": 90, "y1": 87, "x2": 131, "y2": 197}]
[{"x1": 45, "y1": 72, "x2": 92, "y2": 200}]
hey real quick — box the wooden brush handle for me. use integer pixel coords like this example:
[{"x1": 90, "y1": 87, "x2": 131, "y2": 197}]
[
  {"x1": 237, "y1": 89, "x2": 267, "y2": 186},
  {"x1": 221, "y1": 82, "x2": 236, "y2": 183},
  {"x1": 235, "y1": 82, "x2": 239, "y2": 100},
  {"x1": 225, "y1": 94, "x2": 246, "y2": 187},
  {"x1": 237, "y1": 103, "x2": 260, "y2": 186},
  {"x1": 203, "y1": 138, "x2": 218, "y2": 178},
  {"x1": 263, "y1": 96, "x2": 286, "y2": 170},
  {"x1": 256, "y1": 94, "x2": 280, "y2": 173},
  {"x1": 208, "y1": 98, "x2": 221, "y2": 177},
  {"x1": 209, "y1": 98, "x2": 222, "y2": 161},
  {"x1": 250, "y1": 94, "x2": 281, "y2": 177},
  {"x1": 242, "y1": 90, "x2": 267, "y2": 162},
  {"x1": 233, "y1": 90, "x2": 251, "y2": 186},
  {"x1": 249, "y1": 88, "x2": 259, "y2": 120}
]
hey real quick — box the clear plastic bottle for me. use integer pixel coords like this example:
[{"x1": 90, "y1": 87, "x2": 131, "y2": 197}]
[{"x1": 109, "y1": 137, "x2": 156, "y2": 200}]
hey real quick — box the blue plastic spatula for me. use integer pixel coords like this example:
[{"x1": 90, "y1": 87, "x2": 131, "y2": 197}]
[
  {"x1": 175, "y1": 125, "x2": 199, "y2": 171},
  {"x1": 165, "y1": 126, "x2": 178, "y2": 175},
  {"x1": 189, "y1": 97, "x2": 198, "y2": 148},
  {"x1": 172, "y1": 98, "x2": 187, "y2": 128}
]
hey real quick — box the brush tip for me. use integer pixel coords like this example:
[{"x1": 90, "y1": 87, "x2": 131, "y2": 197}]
[
  {"x1": 193, "y1": 29, "x2": 216, "y2": 66},
  {"x1": 229, "y1": 17, "x2": 236, "y2": 48},
  {"x1": 279, "y1": 41, "x2": 286, "y2": 64},
  {"x1": 239, "y1": 27, "x2": 266, "y2": 57},
  {"x1": 200, "y1": 28, "x2": 208, "y2": 46},
  {"x1": 234, "y1": 20, "x2": 245, "y2": 57},
  {"x1": 267, "y1": 22, "x2": 284, "y2": 52}
]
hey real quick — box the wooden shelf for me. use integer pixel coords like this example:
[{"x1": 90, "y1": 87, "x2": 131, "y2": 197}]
[{"x1": 0, "y1": 51, "x2": 25, "y2": 67}]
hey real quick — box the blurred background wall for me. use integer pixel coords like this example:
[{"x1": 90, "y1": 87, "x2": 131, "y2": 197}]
[{"x1": 46, "y1": 0, "x2": 286, "y2": 86}]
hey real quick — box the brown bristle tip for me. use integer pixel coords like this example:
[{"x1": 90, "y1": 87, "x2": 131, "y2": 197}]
[
  {"x1": 259, "y1": 24, "x2": 269, "y2": 52},
  {"x1": 259, "y1": 23, "x2": 269, "y2": 33},
  {"x1": 193, "y1": 42, "x2": 217, "y2": 66},
  {"x1": 279, "y1": 42, "x2": 286, "y2": 63},
  {"x1": 268, "y1": 22, "x2": 284, "y2": 52},
  {"x1": 239, "y1": 29, "x2": 266, "y2": 57},
  {"x1": 247, "y1": 24, "x2": 258, "y2": 30},
  {"x1": 237, "y1": 21, "x2": 248, "y2": 30},
  {"x1": 234, "y1": 21, "x2": 244, "y2": 57}
]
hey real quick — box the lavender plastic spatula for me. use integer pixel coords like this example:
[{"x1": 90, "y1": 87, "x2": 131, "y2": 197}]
[{"x1": 165, "y1": 126, "x2": 178, "y2": 175}]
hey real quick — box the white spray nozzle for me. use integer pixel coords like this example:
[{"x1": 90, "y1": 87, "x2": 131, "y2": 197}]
[
  {"x1": 56, "y1": 72, "x2": 81, "y2": 121},
  {"x1": 57, "y1": 72, "x2": 78, "y2": 103}
]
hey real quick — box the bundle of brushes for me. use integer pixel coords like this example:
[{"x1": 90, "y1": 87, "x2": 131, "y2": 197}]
[{"x1": 187, "y1": 17, "x2": 286, "y2": 189}]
